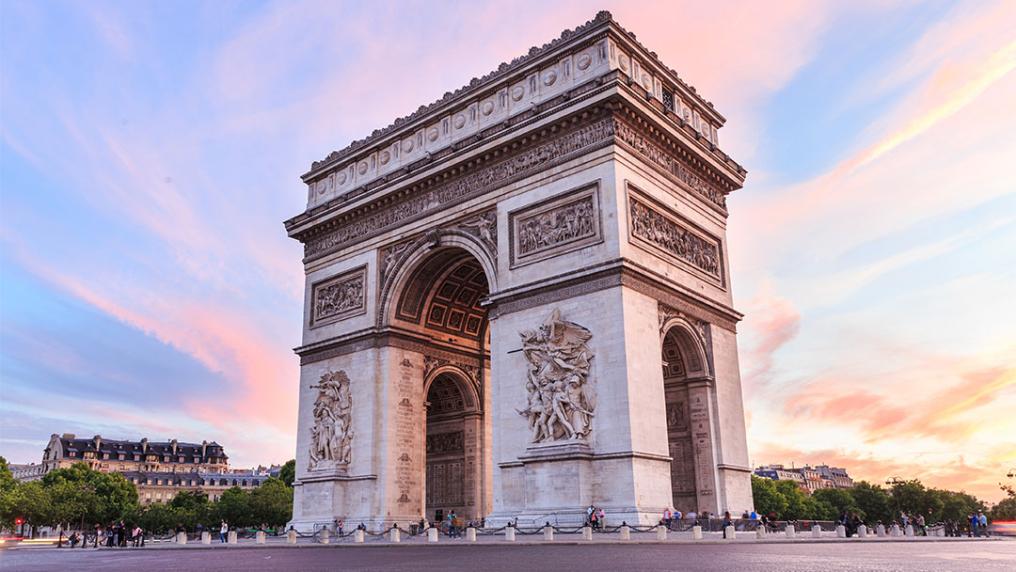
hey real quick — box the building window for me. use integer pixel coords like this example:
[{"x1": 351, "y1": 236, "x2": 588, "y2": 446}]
[{"x1": 662, "y1": 89, "x2": 674, "y2": 112}]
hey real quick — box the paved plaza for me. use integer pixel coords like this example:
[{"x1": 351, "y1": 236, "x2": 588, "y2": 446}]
[{"x1": 2, "y1": 539, "x2": 1012, "y2": 571}]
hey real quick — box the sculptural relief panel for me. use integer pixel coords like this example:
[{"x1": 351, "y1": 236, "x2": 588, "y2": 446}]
[
  {"x1": 310, "y1": 266, "x2": 367, "y2": 326},
  {"x1": 307, "y1": 370, "x2": 354, "y2": 473},
  {"x1": 627, "y1": 188, "x2": 723, "y2": 284},
  {"x1": 509, "y1": 185, "x2": 601, "y2": 268}
]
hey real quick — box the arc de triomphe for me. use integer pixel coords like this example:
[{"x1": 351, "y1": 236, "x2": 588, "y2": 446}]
[{"x1": 284, "y1": 11, "x2": 753, "y2": 530}]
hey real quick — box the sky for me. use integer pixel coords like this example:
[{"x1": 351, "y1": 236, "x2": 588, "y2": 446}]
[{"x1": 1, "y1": 1, "x2": 1013, "y2": 502}]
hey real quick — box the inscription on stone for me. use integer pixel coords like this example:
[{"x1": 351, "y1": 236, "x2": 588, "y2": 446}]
[{"x1": 394, "y1": 357, "x2": 419, "y2": 506}]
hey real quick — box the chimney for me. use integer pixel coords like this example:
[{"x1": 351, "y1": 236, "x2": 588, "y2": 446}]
[
  {"x1": 141, "y1": 437, "x2": 148, "y2": 454},
  {"x1": 202, "y1": 440, "x2": 208, "y2": 459},
  {"x1": 93, "y1": 435, "x2": 102, "y2": 451},
  {"x1": 61, "y1": 433, "x2": 75, "y2": 440},
  {"x1": 171, "y1": 439, "x2": 178, "y2": 455}
]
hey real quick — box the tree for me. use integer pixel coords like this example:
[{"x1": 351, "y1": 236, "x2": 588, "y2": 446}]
[
  {"x1": 215, "y1": 486, "x2": 251, "y2": 528},
  {"x1": 8, "y1": 482, "x2": 52, "y2": 536},
  {"x1": 138, "y1": 502, "x2": 178, "y2": 535},
  {"x1": 850, "y1": 481, "x2": 891, "y2": 524},
  {"x1": 889, "y1": 480, "x2": 942, "y2": 521},
  {"x1": 249, "y1": 478, "x2": 292, "y2": 528},
  {"x1": 936, "y1": 489, "x2": 983, "y2": 523},
  {"x1": 279, "y1": 460, "x2": 295, "y2": 488},
  {"x1": 775, "y1": 480, "x2": 813, "y2": 520},
  {"x1": 813, "y1": 488, "x2": 858, "y2": 518},
  {"x1": 751, "y1": 476, "x2": 787, "y2": 518},
  {"x1": 42, "y1": 462, "x2": 139, "y2": 526},
  {"x1": 0, "y1": 457, "x2": 17, "y2": 528}
]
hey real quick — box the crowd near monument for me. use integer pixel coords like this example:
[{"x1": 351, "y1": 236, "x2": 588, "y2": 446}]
[{"x1": 283, "y1": 11, "x2": 753, "y2": 532}]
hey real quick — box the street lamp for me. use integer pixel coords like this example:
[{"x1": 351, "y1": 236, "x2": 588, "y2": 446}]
[
  {"x1": 885, "y1": 476, "x2": 904, "y2": 486},
  {"x1": 1006, "y1": 468, "x2": 1015, "y2": 478}
]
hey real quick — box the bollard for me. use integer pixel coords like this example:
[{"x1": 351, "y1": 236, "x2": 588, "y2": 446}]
[
  {"x1": 543, "y1": 524, "x2": 554, "y2": 541},
  {"x1": 785, "y1": 524, "x2": 796, "y2": 538},
  {"x1": 877, "y1": 524, "x2": 886, "y2": 537},
  {"x1": 724, "y1": 525, "x2": 735, "y2": 540},
  {"x1": 201, "y1": 531, "x2": 211, "y2": 545},
  {"x1": 619, "y1": 523, "x2": 631, "y2": 541},
  {"x1": 427, "y1": 527, "x2": 439, "y2": 543},
  {"x1": 504, "y1": 526, "x2": 516, "y2": 542},
  {"x1": 256, "y1": 531, "x2": 266, "y2": 545},
  {"x1": 320, "y1": 528, "x2": 331, "y2": 545},
  {"x1": 389, "y1": 526, "x2": 401, "y2": 543},
  {"x1": 836, "y1": 525, "x2": 846, "y2": 538},
  {"x1": 692, "y1": 525, "x2": 703, "y2": 540},
  {"x1": 890, "y1": 524, "x2": 901, "y2": 537},
  {"x1": 227, "y1": 530, "x2": 238, "y2": 544},
  {"x1": 756, "y1": 527, "x2": 766, "y2": 539},
  {"x1": 656, "y1": 526, "x2": 668, "y2": 541},
  {"x1": 582, "y1": 526, "x2": 593, "y2": 541},
  {"x1": 466, "y1": 527, "x2": 476, "y2": 542},
  {"x1": 904, "y1": 524, "x2": 914, "y2": 537},
  {"x1": 354, "y1": 529, "x2": 364, "y2": 543},
  {"x1": 287, "y1": 529, "x2": 297, "y2": 544},
  {"x1": 176, "y1": 532, "x2": 188, "y2": 545},
  {"x1": 812, "y1": 524, "x2": 822, "y2": 538}
]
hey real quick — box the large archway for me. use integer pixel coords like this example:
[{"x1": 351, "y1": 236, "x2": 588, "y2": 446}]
[
  {"x1": 389, "y1": 246, "x2": 492, "y2": 523},
  {"x1": 660, "y1": 322, "x2": 713, "y2": 514}
]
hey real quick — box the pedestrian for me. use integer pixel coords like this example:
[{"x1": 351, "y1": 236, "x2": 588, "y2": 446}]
[
  {"x1": 978, "y1": 511, "x2": 988, "y2": 537},
  {"x1": 220, "y1": 521, "x2": 228, "y2": 543},
  {"x1": 106, "y1": 524, "x2": 114, "y2": 547},
  {"x1": 722, "y1": 511, "x2": 733, "y2": 538},
  {"x1": 749, "y1": 509, "x2": 758, "y2": 521},
  {"x1": 132, "y1": 525, "x2": 142, "y2": 547},
  {"x1": 662, "y1": 507, "x2": 672, "y2": 529},
  {"x1": 917, "y1": 513, "x2": 926, "y2": 536},
  {"x1": 586, "y1": 504, "x2": 595, "y2": 526},
  {"x1": 597, "y1": 507, "x2": 606, "y2": 530}
]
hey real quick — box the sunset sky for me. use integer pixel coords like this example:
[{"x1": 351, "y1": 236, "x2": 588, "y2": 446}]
[{"x1": 1, "y1": 1, "x2": 1013, "y2": 502}]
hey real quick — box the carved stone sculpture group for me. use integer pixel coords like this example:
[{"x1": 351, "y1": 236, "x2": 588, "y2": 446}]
[
  {"x1": 308, "y1": 370, "x2": 354, "y2": 470},
  {"x1": 518, "y1": 309, "x2": 596, "y2": 443}
]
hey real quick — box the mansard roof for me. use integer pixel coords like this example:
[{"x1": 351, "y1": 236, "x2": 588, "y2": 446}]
[{"x1": 51, "y1": 434, "x2": 228, "y2": 460}]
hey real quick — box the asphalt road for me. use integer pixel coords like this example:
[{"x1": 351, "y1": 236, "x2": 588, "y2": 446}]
[{"x1": 2, "y1": 541, "x2": 1013, "y2": 572}]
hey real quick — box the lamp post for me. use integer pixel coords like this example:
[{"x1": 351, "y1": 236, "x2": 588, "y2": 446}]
[{"x1": 885, "y1": 476, "x2": 904, "y2": 486}]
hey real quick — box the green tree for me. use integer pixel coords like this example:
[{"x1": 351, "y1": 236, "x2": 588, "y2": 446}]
[
  {"x1": 936, "y1": 489, "x2": 983, "y2": 523},
  {"x1": 42, "y1": 462, "x2": 139, "y2": 526},
  {"x1": 8, "y1": 482, "x2": 53, "y2": 536},
  {"x1": 774, "y1": 480, "x2": 812, "y2": 520},
  {"x1": 813, "y1": 488, "x2": 858, "y2": 518},
  {"x1": 215, "y1": 486, "x2": 251, "y2": 528},
  {"x1": 850, "y1": 481, "x2": 891, "y2": 524},
  {"x1": 279, "y1": 460, "x2": 295, "y2": 488},
  {"x1": 138, "y1": 502, "x2": 179, "y2": 535},
  {"x1": 751, "y1": 476, "x2": 787, "y2": 518},
  {"x1": 249, "y1": 478, "x2": 293, "y2": 528},
  {"x1": 889, "y1": 480, "x2": 942, "y2": 521},
  {"x1": 0, "y1": 457, "x2": 17, "y2": 528}
]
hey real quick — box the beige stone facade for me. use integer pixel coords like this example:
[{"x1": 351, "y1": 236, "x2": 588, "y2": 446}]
[{"x1": 284, "y1": 12, "x2": 753, "y2": 531}]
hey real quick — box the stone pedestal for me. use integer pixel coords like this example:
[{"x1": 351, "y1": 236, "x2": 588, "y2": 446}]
[
  {"x1": 857, "y1": 525, "x2": 867, "y2": 538},
  {"x1": 504, "y1": 527, "x2": 516, "y2": 542},
  {"x1": 227, "y1": 531, "x2": 238, "y2": 544},
  {"x1": 354, "y1": 529, "x2": 364, "y2": 543},
  {"x1": 201, "y1": 531, "x2": 211, "y2": 545},
  {"x1": 904, "y1": 525, "x2": 914, "y2": 537},
  {"x1": 723, "y1": 525, "x2": 735, "y2": 540},
  {"x1": 619, "y1": 524, "x2": 631, "y2": 541},
  {"x1": 656, "y1": 526, "x2": 667, "y2": 541},
  {"x1": 756, "y1": 528, "x2": 765, "y2": 539},
  {"x1": 812, "y1": 524, "x2": 822, "y2": 538},
  {"x1": 466, "y1": 527, "x2": 477, "y2": 542},
  {"x1": 287, "y1": 530, "x2": 297, "y2": 544},
  {"x1": 319, "y1": 529, "x2": 330, "y2": 544},
  {"x1": 176, "y1": 532, "x2": 187, "y2": 545},
  {"x1": 835, "y1": 525, "x2": 845, "y2": 538},
  {"x1": 543, "y1": 526, "x2": 554, "y2": 541},
  {"x1": 389, "y1": 527, "x2": 400, "y2": 543},
  {"x1": 582, "y1": 526, "x2": 592, "y2": 541},
  {"x1": 692, "y1": 525, "x2": 703, "y2": 540},
  {"x1": 427, "y1": 527, "x2": 438, "y2": 543},
  {"x1": 785, "y1": 524, "x2": 796, "y2": 538},
  {"x1": 256, "y1": 531, "x2": 266, "y2": 544},
  {"x1": 877, "y1": 524, "x2": 886, "y2": 537}
]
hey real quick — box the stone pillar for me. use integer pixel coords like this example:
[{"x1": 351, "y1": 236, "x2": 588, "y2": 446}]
[
  {"x1": 319, "y1": 528, "x2": 330, "y2": 545},
  {"x1": 656, "y1": 526, "x2": 667, "y2": 541},
  {"x1": 812, "y1": 524, "x2": 822, "y2": 538},
  {"x1": 857, "y1": 524, "x2": 867, "y2": 538},
  {"x1": 201, "y1": 531, "x2": 211, "y2": 544},
  {"x1": 876, "y1": 524, "x2": 886, "y2": 537},
  {"x1": 504, "y1": 526, "x2": 516, "y2": 542},
  {"x1": 256, "y1": 531, "x2": 266, "y2": 544},
  {"x1": 687, "y1": 379, "x2": 720, "y2": 513},
  {"x1": 723, "y1": 525, "x2": 735, "y2": 540},
  {"x1": 582, "y1": 526, "x2": 593, "y2": 541},
  {"x1": 756, "y1": 528, "x2": 765, "y2": 539},
  {"x1": 466, "y1": 527, "x2": 477, "y2": 542},
  {"x1": 619, "y1": 524, "x2": 631, "y2": 540},
  {"x1": 785, "y1": 524, "x2": 796, "y2": 538},
  {"x1": 836, "y1": 525, "x2": 846, "y2": 538},
  {"x1": 227, "y1": 531, "x2": 238, "y2": 544},
  {"x1": 287, "y1": 529, "x2": 297, "y2": 544},
  {"x1": 904, "y1": 524, "x2": 914, "y2": 537},
  {"x1": 692, "y1": 525, "x2": 703, "y2": 540},
  {"x1": 389, "y1": 526, "x2": 401, "y2": 543},
  {"x1": 427, "y1": 527, "x2": 438, "y2": 543},
  {"x1": 176, "y1": 532, "x2": 187, "y2": 545},
  {"x1": 890, "y1": 524, "x2": 901, "y2": 537},
  {"x1": 354, "y1": 529, "x2": 364, "y2": 543},
  {"x1": 543, "y1": 525, "x2": 554, "y2": 541}
]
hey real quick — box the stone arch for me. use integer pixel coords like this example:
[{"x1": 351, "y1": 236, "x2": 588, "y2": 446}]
[
  {"x1": 423, "y1": 364, "x2": 481, "y2": 414},
  {"x1": 659, "y1": 316, "x2": 710, "y2": 378},
  {"x1": 378, "y1": 230, "x2": 498, "y2": 331}
]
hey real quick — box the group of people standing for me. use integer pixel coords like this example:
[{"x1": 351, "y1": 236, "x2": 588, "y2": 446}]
[
  {"x1": 67, "y1": 522, "x2": 145, "y2": 548},
  {"x1": 585, "y1": 505, "x2": 607, "y2": 529}
]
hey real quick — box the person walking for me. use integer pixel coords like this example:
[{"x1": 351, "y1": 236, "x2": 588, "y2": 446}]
[
  {"x1": 220, "y1": 521, "x2": 228, "y2": 543},
  {"x1": 662, "y1": 507, "x2": 672, "y2": 529},
  {"x1": 978, "y1": 511, "x2": 989, "y2": 537}
]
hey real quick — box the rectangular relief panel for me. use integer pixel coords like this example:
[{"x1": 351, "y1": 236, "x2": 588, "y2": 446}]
[
  {"x1": 309, "y1": 265, "x2": 367, "y2": 327},
  {"x1": 626, "y1": 185, "x2": 724, "y2": 286},
  {"x1": 509, "y1": 183, "x2": 602, "y2": 268}
]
